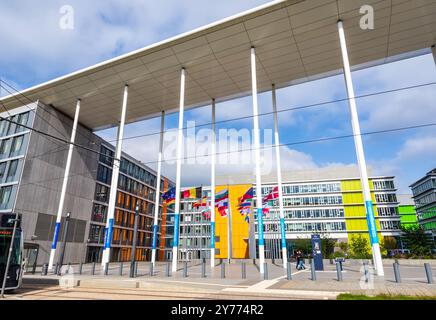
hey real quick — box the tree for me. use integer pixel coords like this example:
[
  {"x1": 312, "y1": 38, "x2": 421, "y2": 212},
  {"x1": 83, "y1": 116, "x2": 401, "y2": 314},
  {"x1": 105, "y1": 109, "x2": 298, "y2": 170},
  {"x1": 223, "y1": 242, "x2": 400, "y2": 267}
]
[
  {"x1": 339, "y1": 242, "x2": 349, "y2": 254},
  {"x1": 401, "y1": 225, "x2": 432, "y2": 257},
  {"x1": 380, "y1": 236, "x2": 397, "y2": 257},
  {"x1": 320, "y1": 233, "x2": 336, "y2": 258},
  {"x1": 349, "y1": 234, "x2": 371, "y2": 259}
]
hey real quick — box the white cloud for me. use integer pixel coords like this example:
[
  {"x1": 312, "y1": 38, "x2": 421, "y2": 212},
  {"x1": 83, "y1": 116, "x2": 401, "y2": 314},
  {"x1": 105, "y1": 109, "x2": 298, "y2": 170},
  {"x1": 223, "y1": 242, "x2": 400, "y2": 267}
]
[{"x1": 0, "y1": 0, "x2": 270, "y2": 84}]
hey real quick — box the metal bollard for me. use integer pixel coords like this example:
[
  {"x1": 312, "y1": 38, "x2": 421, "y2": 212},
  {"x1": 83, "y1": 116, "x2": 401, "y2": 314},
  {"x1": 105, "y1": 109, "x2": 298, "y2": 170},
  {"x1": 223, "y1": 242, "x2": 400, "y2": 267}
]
[
  {"x1": 287, "y1": 261, "x2": 292, "y2": 280},
  {"x1": 183, "y1": 261, "x2": 188, "y2": 278},
  {"x1": 79, "y1": 263, "x2": 83, "y2": 275},
  {"x1": 150, "y1": 263, "x2": 154, "y2": 277},
  {"x1": 241, "y1": 262, "x2": 246, "y2": 279},
  {"x1": 336, "y1": 262, "x2": 343, "y2": 281},
  {"x1": 201, "y1": 261, "x2": 206, "y2": 278},
  {"x1": 424, "y1": 263, "x2": 433, "y2": 284},
  {"x1": 166, "y1": 262, "x2": 171, "y2": 277},
  {"x1": 91, "y1": 262, "x2": 96, "y2": 275},
  {"x1": 263, "y1": 263, "x2": 268, "y2": 280},
  {"x1": 221, "y1": 262, "x2": 225, "y2": 279},
  {"x1": 66, "y1": 262, "x2": 71, "y2": 274},
  {"x1": 32, "y1": 262, "x2": 37, "y2": 275},
  {"x1": 311, "y1": 259, "x2": 316, "y2": 281},
  {"x1": 54, "y1": 263, "x2": 59, "y2": 275},
  {"x1": 104, "y1": 262, "x2": 109, "y2": 276},
  {"x1": 134, "y1": 261, "x2": 138, "y2": 278},
  {"x1": 119, "y1": 262, "x2": 123, "y2": 276},
  {"x1": 42, "y1": 263, "x2": 48, "y2": 276},
  {"x1": 363, "y1": 262, "x2": 369, "y2": 283},
  {"x1": 393, "y1": 263, "x2": 401, "y2": 283}
]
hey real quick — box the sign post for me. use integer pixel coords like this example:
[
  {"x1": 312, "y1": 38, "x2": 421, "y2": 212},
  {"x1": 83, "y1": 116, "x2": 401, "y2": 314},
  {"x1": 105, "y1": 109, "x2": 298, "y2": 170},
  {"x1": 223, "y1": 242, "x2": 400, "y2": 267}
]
[{"x1": 311, "y1": 234, "x2": 324, "y2": 271}]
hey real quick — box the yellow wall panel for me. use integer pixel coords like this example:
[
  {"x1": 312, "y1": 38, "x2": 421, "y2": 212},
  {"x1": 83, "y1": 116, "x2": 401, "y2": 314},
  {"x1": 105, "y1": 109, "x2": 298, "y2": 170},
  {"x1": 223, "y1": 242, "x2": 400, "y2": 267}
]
[{"x1": 214, "y1": 184, "x2": 251, "y2": 259}]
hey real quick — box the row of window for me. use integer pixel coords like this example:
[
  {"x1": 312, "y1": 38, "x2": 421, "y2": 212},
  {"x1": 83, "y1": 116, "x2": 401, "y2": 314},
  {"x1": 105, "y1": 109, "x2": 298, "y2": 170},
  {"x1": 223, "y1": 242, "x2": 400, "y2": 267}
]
[
  {"x1": 99, "y1": 146, "x2": 158, "y2": 188},
  {"x1": 118, "y1": 174, "x2": 156, "y2": 201},
  {"x1": 411, "y1": 178, "x2": 436, "y2": 197},
  {"x1": 259, "y1": 183, "x2": 341, "y2": 196},
  {"x1": 375, "y1": 193, "x2": 398, "y2": 203},
  {"x1": 180, "y1": 225, "x2": 211, "y2": 236},
  {"x1": 280, "y1": 195, "x2": 343, "y2": 206},
  {"x1": 114, "y1": 208, "x2": 155, "y2": 230},
  {"x1": 379, "y1": 220, "x2": 401, "y2": 231},
  {"x1": 257, "y1": 221, "x2": 347, "y2": 232},
  {"x1": 0, "y1": 112, "x2": 31, "y2": 137},
  {"x1": 372, "y1": 180, "x2": 395, "y2": 190},
  {"x1": 377, "y1": 206, "x2": 399, "y2": 217},
  {"x1": 87, "y1": 224, "x2": 157, "y2": 248},
  {"x1": 415, "y1": 192, "x2": 436, "y2": 208},
  {"x1": 282, "y1": 208, "x2": 344, "y2": 219}
]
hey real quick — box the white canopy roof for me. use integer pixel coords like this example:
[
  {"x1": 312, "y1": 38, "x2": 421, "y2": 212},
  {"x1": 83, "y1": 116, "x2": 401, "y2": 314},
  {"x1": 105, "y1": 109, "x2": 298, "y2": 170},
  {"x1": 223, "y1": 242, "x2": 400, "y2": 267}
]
[{"x1": 1, "y1": 0, "x2": 435, "y2": 130}]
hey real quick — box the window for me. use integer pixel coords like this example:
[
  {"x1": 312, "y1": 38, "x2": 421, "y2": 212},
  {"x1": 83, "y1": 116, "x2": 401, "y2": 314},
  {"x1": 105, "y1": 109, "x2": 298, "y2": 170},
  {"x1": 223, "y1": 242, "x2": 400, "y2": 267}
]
[
  {"x1": 95, "y1": 184, "x2": 109, "y2": 203},
  {"x1": 6, "y1": 160, "x2": 19, "y2": 182},
  {"x1": 0, "y1": 162, "x2": 6, "y2": 181},
  {"x1": 9, "y1": 135, "x2": 24, "y2": 157},
  {"x1": 92, "y1": 204, "x2": 107, "y2": 222},
  {"x1": 16, "y1": 112, "x2": 29, "y2": 132},
  {"x1": 0, "y1": 186, "x2": 13, "y2": 210},
  {"x1": 97, "y1": 165, "x2": 111, "y2": 184},
  {"x1": 0, "y1": 120, "x2": 9, "y2": 136},
  {"x1": 0, "y1": 139, "x2": 11, "y2": 159}
]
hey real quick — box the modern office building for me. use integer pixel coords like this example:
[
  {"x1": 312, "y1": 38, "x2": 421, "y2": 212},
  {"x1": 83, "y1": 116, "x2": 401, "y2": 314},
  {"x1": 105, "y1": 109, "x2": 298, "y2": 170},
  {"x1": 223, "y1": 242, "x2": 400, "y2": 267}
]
[
  {"x1": 410, "y1": 169, "x2": 436, "y2": 237},
  {"x1": 0, "y1": 102, "x2": 173, "y2": 266},
  {"x1": 177, "y1": 166, "x2": 404, "y2": 259},
  {"x1": 397, "y1": 194, "x2": 419, "y2": 230}
]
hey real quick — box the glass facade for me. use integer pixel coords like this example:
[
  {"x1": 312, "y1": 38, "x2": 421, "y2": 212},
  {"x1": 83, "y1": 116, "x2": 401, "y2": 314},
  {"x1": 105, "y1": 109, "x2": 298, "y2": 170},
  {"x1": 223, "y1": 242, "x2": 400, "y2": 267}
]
[
  {"x1": 0, "y1": 110, "x2": 33, "y2": 212},
  {"x1": 86, "y1": 145, "x2": 169, "y2": 263}
]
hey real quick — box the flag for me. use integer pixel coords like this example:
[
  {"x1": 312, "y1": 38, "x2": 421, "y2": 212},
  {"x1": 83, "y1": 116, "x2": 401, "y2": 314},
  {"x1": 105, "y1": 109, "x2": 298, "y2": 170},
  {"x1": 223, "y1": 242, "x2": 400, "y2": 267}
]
[
  {"x1": 262, "y1": 186, "x2": 279, "y2": 204},
  {"x1": 202, "y1": 209, "x2": 211, "y2": 219},
  {"x1": 183, "y1": 186, "x2": 202, "y2": 199},
  {"x1": 215, "y1": 189, "x2": 228, "y2": 203},
  {"x1": 162, "y1": 187, "x2": 176, "y2": 205},
  {"x1": 214, "y1": 189, "x2": 229, "y2": 217},
  {"x1": 239, "y1": 187, "x2": 253, "y2": 203},
  {"x1": 193, "y1": 196, "x2": 208, "y2": 209},
  {"x1": 237, "y1": 187, "x2": 253, "y2": 223}
]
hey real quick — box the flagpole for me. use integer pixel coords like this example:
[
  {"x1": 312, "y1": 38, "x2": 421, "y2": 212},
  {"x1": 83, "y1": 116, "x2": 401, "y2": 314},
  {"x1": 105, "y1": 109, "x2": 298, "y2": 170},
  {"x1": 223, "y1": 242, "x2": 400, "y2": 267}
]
[
  {"x1": 251, "y1": 47, "x2": 265, "y2": 274},
  {"x1": 210, "y1": 99, "x2": 216, "y2": 268},
  {"x1": 272, "y1": 84, "x2": 287, "y2": 268},
  {"x1": 227, "y1": 185, "x2": 232, "y2": 264}
]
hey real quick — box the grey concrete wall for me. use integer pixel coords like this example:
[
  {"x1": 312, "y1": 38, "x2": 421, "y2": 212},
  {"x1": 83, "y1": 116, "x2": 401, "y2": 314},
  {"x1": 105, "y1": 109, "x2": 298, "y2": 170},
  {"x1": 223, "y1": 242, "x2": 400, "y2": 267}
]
[{"x1": 15, "y1": 102, "x2": 101, "y2": 265}]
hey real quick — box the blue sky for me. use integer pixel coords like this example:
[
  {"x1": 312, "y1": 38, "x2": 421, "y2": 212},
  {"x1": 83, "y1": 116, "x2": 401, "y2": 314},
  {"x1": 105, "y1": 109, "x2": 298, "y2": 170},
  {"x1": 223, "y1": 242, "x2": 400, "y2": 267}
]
[{"x1": 1, "y1": 0, "x2": 435, "y2": 193}]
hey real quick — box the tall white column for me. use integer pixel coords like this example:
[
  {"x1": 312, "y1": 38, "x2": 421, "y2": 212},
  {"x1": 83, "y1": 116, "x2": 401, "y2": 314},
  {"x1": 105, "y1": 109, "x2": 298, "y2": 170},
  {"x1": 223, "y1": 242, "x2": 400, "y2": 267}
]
[
  {"x1": 172, "y1": 68, "x2": 186, "y2": 272},
  {"x1": 210, "y1": 99, "x2": 216, "y2": 268},
  {"x1": 102, "y1": 85, "x2": 129, "y2": 266},
  {"x1": 338, "y1": 20, "x2": 384, "y2": 276},
  {"x1": 151, "y1": 111, "x2": 165, "y2": 267},
  {"x1": 250, "y1": 47, "x2": 265, "y2": 274},
  {"x1": 48, "y1": 99, "x2": 80, "y2": 270},
  {"x1": 272, "y1": 84, "x2": 287, "y2": 269}
]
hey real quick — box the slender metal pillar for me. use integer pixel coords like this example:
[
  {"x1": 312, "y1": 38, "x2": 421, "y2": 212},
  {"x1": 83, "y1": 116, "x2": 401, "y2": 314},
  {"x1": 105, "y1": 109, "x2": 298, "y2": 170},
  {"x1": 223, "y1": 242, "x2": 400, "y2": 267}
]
[
  {"x1": 151, "y1": 111, "x2": 165, "y2": 267},
  {"x1": 250, "y1": 47, "x2": 265, "y2": 274},
  {"x1": 210, "y1": 99, "x2": 216, "y2": 268},
  {"x1": 431, "y1": 45, "x2": 436, "y2": 65},
  {"x1": 48, "y1": 99, "x2": 80, "y2": 270},
  {"x1": 337, "y1": 20, "x2": 384, "y2": 276},
  {"x1": 227, "y1": 197, "x2": 232, "y2": 264},
  {"x1": 272, "y1": 84, "x2": 287, "y2": 269},
  {"x1": 102, "y1": 85, "x2": 129, "y2": 266},
  {"x1": 57, "y1": 212, "x2": 71, "y2": 275},
  {"x1": 172, "y1": 68, "x2": 186, "y2": 272},
  {"x1": 130, "y1": 203, "x2": 139, "y2": 278}
]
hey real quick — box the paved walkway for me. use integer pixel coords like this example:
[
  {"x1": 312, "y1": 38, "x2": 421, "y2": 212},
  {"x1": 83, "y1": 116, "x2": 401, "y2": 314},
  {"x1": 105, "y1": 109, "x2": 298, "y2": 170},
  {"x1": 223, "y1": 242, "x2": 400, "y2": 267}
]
[{"x1": 10, "y1": 260, "x2": 436, "y2": 300}]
